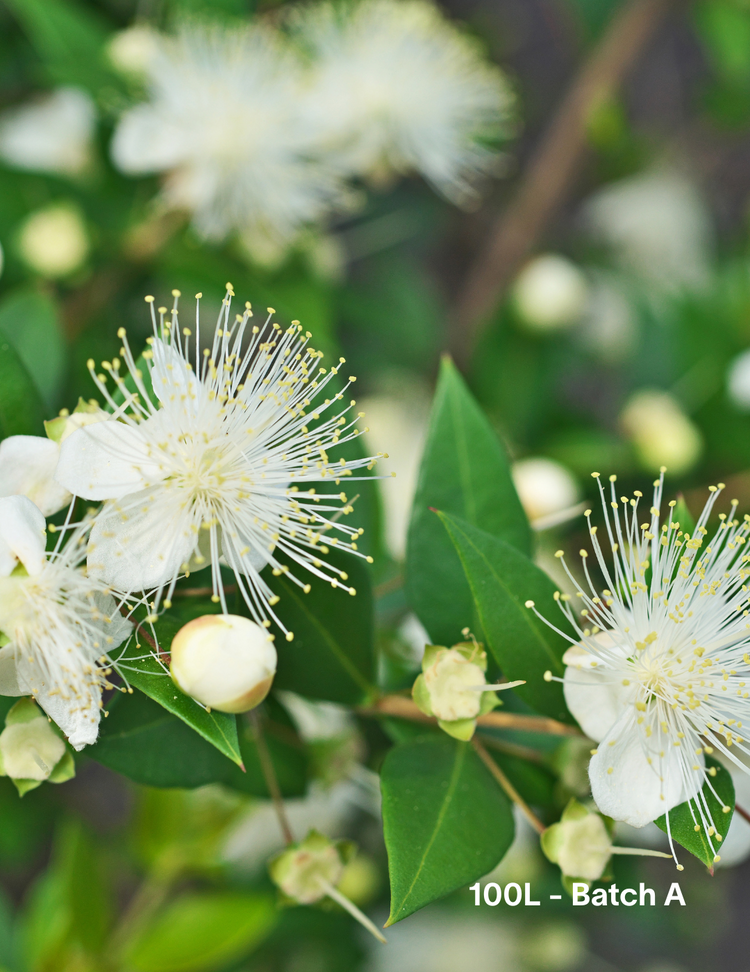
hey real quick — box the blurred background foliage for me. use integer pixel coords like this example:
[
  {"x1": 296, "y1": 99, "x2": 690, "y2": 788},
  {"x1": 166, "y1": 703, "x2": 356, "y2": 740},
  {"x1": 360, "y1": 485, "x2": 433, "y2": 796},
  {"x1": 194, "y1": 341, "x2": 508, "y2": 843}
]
[{"x1": 4, "y1": 0, "x2": 750, "y2": 970}]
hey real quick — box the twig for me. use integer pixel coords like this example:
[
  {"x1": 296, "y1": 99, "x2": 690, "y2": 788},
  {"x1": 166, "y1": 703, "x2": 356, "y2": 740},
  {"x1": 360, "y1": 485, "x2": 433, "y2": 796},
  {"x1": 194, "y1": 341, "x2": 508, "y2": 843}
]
[
  {"x1": 475, "y1": 733, "x2": 545, "y2": 764},
  {"x1": 449, "y1": 0, "x2": 681, "y2": 365},
  {"x1": 472, "y1": 736, "x2": 546, "y2": 834},
  {"x1": 735, "y1": 802, "x2": 750, "y2": 825},
  {"x1": 359, "y1": 693, "x2": 580, "y2": 736},
  {"x1": 250, "y1": 710, "x2": 294, "y2": 845}
]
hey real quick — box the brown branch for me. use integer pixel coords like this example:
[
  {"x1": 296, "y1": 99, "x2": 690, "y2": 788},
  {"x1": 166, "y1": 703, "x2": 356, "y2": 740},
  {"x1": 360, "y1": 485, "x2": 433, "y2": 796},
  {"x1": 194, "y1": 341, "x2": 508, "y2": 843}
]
[
  {"x1": 359, "y1": 693, "x2": 580, "y2": 736},
  {"x1": 250, "y1": 710, "x2": 294, "y2": 845},
  {"x1": 472, "y1": 736, "x2": 546, "y2": 833},
  {"x1": 735, "y1": 803, "x2": 750, "y2": 826},
  {"x1": 449, "y1": 0, "x2": 682, "y2": 365}
]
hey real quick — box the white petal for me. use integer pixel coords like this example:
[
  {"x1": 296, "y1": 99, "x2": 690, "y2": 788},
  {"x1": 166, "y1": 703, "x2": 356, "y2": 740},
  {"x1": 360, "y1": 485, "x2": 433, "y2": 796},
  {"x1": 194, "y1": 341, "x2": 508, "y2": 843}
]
[
  {"x1": 589, "y1": 716, "x2": 701, "y2": 828},
  {"x1": 87, "y1": 488, "x2": 198, "y2": 592},
  {"x1": 18, "y1": 660, "x2": 101, "y2": 750},
  {"x1": 563, "y1": 665, "x2": 634, "y2": 742},
  {"x1": 0, "y1": 644, "x2": 23, "y2": 696},
  {"x1": 0, "y1": 435, "x2": 70, "y2": 515},
  {"x1": 150, "y1": 338, "x2": 203, "y2": 414},
  {"x1": 56, "y1": 420, "x2": 161, "y2": 500},
  {"x1": 0, "y1": 495, "x2": 47, "y2": 576},
  {"x1": 110, "y1": 105, "x2": 185, "y2": 174}
]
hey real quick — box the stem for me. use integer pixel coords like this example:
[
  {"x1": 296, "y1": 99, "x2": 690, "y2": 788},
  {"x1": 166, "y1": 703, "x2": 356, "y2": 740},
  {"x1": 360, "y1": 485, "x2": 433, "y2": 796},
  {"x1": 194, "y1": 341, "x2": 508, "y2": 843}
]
[
  {"x1": 735, "y1": 802, "x2": 750, "y2": 825},
  {"x1": 250, "y1": 710, "x2": 294, "y2": 845},
  {"x1": 471, "y1": 736, "x2": 546, "y2": 834},
  {"x1": 318, "y1": 878, "x2": 387, "y2": 944},
  {"x1": 476, "y1": 734, "x2": 545, "y2": 764},
  {"x1": 359, "y1": 694, "x2": 580, "y2": 736},
  {"x1": 110, "y1": 863, "x2": 179, "y2": 954},
  {"x1": 610, "y1": 846, "x2": 673, "y2": 859},
  {"x1": 449, "y1": 0, "x2": 681, "y2": 365}
]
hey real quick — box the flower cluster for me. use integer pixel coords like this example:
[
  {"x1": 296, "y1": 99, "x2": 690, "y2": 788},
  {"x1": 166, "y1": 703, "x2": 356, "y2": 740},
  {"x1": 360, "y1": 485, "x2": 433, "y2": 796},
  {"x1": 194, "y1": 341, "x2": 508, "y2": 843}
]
[{"x1": 532, "y1": 471, "x2": 750, "y2": 865}]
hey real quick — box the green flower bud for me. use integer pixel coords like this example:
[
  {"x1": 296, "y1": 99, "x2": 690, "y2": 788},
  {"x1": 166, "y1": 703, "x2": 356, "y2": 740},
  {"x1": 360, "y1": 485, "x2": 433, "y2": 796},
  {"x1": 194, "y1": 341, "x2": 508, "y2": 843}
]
[{"x1": 0, "y1": 698, "x2": 75, "y2": 795}]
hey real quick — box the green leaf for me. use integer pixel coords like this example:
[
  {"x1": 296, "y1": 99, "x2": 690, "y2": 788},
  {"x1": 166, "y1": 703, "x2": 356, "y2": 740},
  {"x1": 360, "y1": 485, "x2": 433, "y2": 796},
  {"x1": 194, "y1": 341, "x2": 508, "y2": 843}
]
[
  {"x1": 437, "y1": 512, "x2": 572, "y2": 721},
  {"x1": 0, "y1": 290, "x2": 66, "y2": 411},
  {"x1": 265, "y1": 548, "x2": 375, "y2": 704},
  {"x1": 118, "y1": 616, "x2": 242, "y2": 767},
  {"x1": 121, "y1": 892, "x2": 276, "y2": 972},
  {"x1": 0, "y1": 339, "x2": 44, "y2": 439},
  {"x1": 381, "y1": 734, "x2": 514, "y2": 924},
  {"x1": 406, "y1": 356, "x2": 531, "y2": 646},
  {"x1": 655, "y1": 759, "x2": 735, "y2": 869}
]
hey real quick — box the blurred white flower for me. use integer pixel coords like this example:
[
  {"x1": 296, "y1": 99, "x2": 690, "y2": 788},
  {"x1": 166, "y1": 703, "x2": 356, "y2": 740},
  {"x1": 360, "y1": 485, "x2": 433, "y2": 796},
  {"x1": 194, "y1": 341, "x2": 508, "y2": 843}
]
[
  {"x1": 512, "y1": 255, "x2": 589, "y2": 333},
  {"x1": 511, "y1": 457, "x2": 580, "y2": 526},
  {"x1": 0, "y1": 495, "x2": 132, "y2": 750},
  {"x1": 18, "y1": 204, "x2": 89, "y2": 278},
  {"x1": 361, "y1": 378, "x2": 430, "y2": 559},
  {"x1": 292, "y1": 0, "x2": 513, "y2": 203},
  {"x1": 620, "y1": 389, "x2": 702, "y2": 475},
  {"x1": 727, "y1": 348, "x2": 750, "y2": 411},
  {"x1": 277, "y1": 690, "x2": 353, "y2": 742},
  {"x1": 107, "y1": 24, "x2": 161, "y2": 78},
  {"x1": 0, "y1": 87, "x2": 95, "y2": 177},
  {"x1": 577, "y1": 271, "x2": 638, "y2": 364},
  {"x1": 583, "y1": 169, "x2": 713, "y2": 293},
  {"x1": 111, "y1": 24, "x2": 342, "y2": 246}
]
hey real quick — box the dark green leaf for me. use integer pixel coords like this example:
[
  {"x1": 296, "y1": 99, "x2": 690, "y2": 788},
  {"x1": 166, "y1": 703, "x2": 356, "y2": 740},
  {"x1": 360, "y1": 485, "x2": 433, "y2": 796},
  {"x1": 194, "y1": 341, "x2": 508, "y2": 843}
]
[
  {"x1": 119, "y1": 615, "x2": 242, "y2": 767},
  {"x1": 0, "y1": 290, "x2": 66, "y2": 411},
  {"x1": 122, "y1": 892, "x2": 276, "y2": 972},
  {"x1": 0, "y1": 339, "x2": 45, "y2": 439},
  {"x1": 406, "y1": 356, "x2": 531, "y2": 646},
  {"x1": 437, "y1": 512, "x2": 572, "y2": 721},
  {"x1": 655, "y1": 758, "x2": 735, "y2": 869},
  {"x1": 265, "y1": 548, "x2": 375, "y2": 704},
  {"x1": 381, "y1": 734, "x2": 514, "y2": 924}
]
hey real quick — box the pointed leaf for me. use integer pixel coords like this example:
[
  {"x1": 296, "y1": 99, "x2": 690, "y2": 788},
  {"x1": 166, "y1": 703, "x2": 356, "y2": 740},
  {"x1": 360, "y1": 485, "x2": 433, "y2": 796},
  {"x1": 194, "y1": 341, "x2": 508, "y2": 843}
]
[
  {"x1": 0, "y1": 339, "x2": 44, "y2": 439},
  {"x1": 381, "y1": 734, "x2": 514, "y2": 924},
  {"x1": 406, "y1": 356, "x2": 531, "y2": 645},
  {"x1": 437, "y1": 511, "x2": 572, "y2": 721}
]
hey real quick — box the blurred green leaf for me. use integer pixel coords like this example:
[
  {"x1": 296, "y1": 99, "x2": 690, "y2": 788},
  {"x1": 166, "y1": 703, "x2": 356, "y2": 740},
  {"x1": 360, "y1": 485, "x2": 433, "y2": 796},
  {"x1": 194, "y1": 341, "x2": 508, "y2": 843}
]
[
  {"x1": 381, "y1": 734, "x2": 514, "y2": 924},
  {"x1": 406, "y1": 356, "x2": 531, "y2": 646},
  {"x1": 0, "y1": 289, "x2": 66, "y2": 410},
  {"x1": 0, "y1": 888, "x2": 15, "y2": 972},
  {"x1": 119, "y1": 615, "x2": 242, "y2": 767},
  {"x1": 437, "y1": 512, "x2": 572, "y2": 721},
  {"x1": 266, "y1": 548, "x2": 375, "y2": 704},
  {"x1": 655, "y1": 758, "x2": 734, "y2": 870},
  {"x1": 695, "y1": 1, "x2": 750, "y2": 84},
  {"x1": 0, "y1": 338, "x2": 44, "y2": 439},
  {"x1": 122, "y1": 892, "x2": 276, "y2": 972}
]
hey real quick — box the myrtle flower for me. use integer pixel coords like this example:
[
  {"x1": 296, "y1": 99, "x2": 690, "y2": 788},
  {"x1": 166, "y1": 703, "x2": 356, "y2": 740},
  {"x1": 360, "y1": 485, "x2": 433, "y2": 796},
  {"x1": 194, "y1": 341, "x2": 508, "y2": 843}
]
[
  {"x1": 111, "y1": 24, "x2": 342, "y2": 248},
  {"x1": 55, "y1": 289, "x2": 383, "y2": 639},
  {"x1": 531, "y1": 472, "x2": 750, "y2": 865},
  {"x1": 0, "y1": 87, "x2": 95, "y2": 178},
  {"x1": 292, "y1": 0, "x2": 514, "y2": 203},
  {"x1": 0, "y1": 495, "x2": 132, "y2": 750}
]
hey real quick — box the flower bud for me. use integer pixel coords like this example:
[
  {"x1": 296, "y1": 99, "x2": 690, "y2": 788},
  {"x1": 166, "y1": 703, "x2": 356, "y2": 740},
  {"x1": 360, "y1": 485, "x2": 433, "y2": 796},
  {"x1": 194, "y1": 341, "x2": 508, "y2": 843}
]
[
  {"x1": 541, "y1": 800, "x2": 613, "y2": 882},
  {"x1": 511, "y1": 457, "x2": 579, "y2": 524},
  {"x1": 0, "y1": 697, "x2": 75, "y2": 795},
  {"x1": 620, "y1": 389, "x2": 702, "y2": 475},
  {"x1": 170, "y1": 614, "x2": 277, "y2": 713},
  {"x1": 45, "y1": 398, "x2": 109, "y2": 444},
  {"x1": 512, "y1": 254, "x2": 589, "y2": 332},
  {"x1": 269, "y1": 830, "x2": 349, "y2": 905},
  {"x1": 18, "y1": 204, "x2": 89, "y2": 278}
]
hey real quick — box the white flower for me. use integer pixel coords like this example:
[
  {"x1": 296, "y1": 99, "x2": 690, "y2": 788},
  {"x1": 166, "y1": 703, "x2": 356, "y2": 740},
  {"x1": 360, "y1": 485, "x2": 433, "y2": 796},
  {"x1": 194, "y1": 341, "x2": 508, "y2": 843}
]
[
  {"x1": 0, "y1": 87, "x2": 95, "y2": 177},
  {"x1": 111, "y1": 24, "x2": 342, "y2": 246},
  {"x1": 512, "y1": 255, "x2": 589, "y2": 333},
  {"x1": 55, "y1": 289, "x2": 381, "y2": 638},
  {"x1": 0, "y1": 495, "x2": 132, "y2": 750},
  {"x1": 533, "y1": 473, "x2": 750, "y2": 858},
  {"x1": 18, "y1": 204, "x2": 89, "y2": 278},
  {"x1": 292, "y1": 0, "x2": 513, "y2": 203},
  {"x1": 0, "y1": 436, "x2": 71, "y2": 516}
]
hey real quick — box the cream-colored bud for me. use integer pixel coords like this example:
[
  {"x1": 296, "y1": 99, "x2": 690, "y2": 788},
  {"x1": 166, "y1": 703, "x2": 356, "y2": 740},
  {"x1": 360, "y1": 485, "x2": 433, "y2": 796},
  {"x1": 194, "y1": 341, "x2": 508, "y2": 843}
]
[
  {"x1": 18, "y1": 204, "x2": 89, "y2": 278},
  {"x1": 423, "y1": 647, "x2": 485, "y2": 722},
  {"x1": 269, "y1": 831, "x2": 346, "y2": 905},
  {"x1": 0, "y1": 714, "x2": 65, "y2": 782},
  {"x1": 107, "y1": 25, "x2": 161, "y2": 78},
  {"x1": 170, "y1": 614, "x2": 277, "y2": 713},
  {"x1": 512, "y1": 457, "x2": 579, "y2": 522},
  {"x1": 513, "y1": 254, "x2": 589, "y2": 332},
  {"x1": 541, "y1": 800, "x2": 612, "y2": 882},
  {"x1": 620, "y1": 389, "x2": 702, "y2": 475}
]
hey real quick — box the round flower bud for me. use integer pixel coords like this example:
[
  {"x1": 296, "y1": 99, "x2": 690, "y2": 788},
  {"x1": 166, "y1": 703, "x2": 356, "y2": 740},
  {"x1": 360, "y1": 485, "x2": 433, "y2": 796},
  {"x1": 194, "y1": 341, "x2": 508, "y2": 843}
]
[
  {"x1": 0, "y1": 710, "x2": 65, "y2": 782},
  {"x1": 513, "y1": 254, "x2": 589, "y2": 332},
  {"x1": 541, "y1": 800, "x2": 612, "y2": 882},
  {"x1": 511, "y1": 457, "x2": 579, "y2": 523},
  {"x1": 727, "y1": 349, "x2": 750, "y2": 411},
  {"x1": 269, "y1": 831, "x2": 346, "y2": 905},
  {"x1": 170, "y1": 614, "x2": 277, "y2": 713},
  {"x1": 18, "y1": 204, "x2": 89, "y2": 278},
  {"x1": 423, "y1": 647, "x2": 485, "y2": 722},
  {"x1": 620, "y1": 389, "x2": 702, "y2": 475}
]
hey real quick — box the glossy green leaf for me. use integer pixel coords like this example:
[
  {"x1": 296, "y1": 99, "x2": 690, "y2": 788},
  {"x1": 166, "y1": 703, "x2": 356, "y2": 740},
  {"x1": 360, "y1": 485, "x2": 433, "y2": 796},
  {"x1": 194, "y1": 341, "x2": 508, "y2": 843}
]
[
  {"x1": 122, "y1": 892, "x2": 276, "y2": 972},
  {"x1": 118, "y1": 615, "x2": 242, "y2": 767},
  {"x1": 381, "y1": 734, "x2": 514, "y2": 924},
  {"x1": 655, "y1": 758, "x2": 735, "y2": 869},
  {"x1": 438, "y1": 512, "x2": 572, "y2": 721},
  {"x1": 0, "y1": 290, "x2": 66, "y2": 411},
  {"x1": 406, "y1": 356, "x2": 531, "y2": 646},
  {"x1": 0, "y1": 339, "x2": 44, "y2": 439},
  {"x1": 265, "y1": 548, "x2": 375, "y2": 704}
]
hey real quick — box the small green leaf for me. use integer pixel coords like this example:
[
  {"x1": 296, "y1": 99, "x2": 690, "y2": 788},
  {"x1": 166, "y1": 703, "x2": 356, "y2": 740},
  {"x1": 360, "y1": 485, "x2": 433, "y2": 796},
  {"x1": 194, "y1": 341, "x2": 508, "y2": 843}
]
[
  {"x1": 265, "y1": 548, "x2": 375, "y2": 704},
  {"x1": 118, "y1": 616, "x2": 242, "y2": 767},
  {"x1": 121, "y1": 892, "x2": 276, "y2": 972},
  {"x1": 0, "y1": 339, "x2": 44, "y2": 439},
  {"x1": 437, "y1": 511, "x2": 572, "y2": 721},
  {"x1": 0, "y1": 290, "x2": 66, "y2": 411},
  {"x1": 406, "y1": 356, "x2": 531, "y2": 646},
  {"x1": 655, "y1": 759, "x2": 735, "y2": 869},
  {"x1": 381, "y1": 734, "x2": 514, "y2": 924}
]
